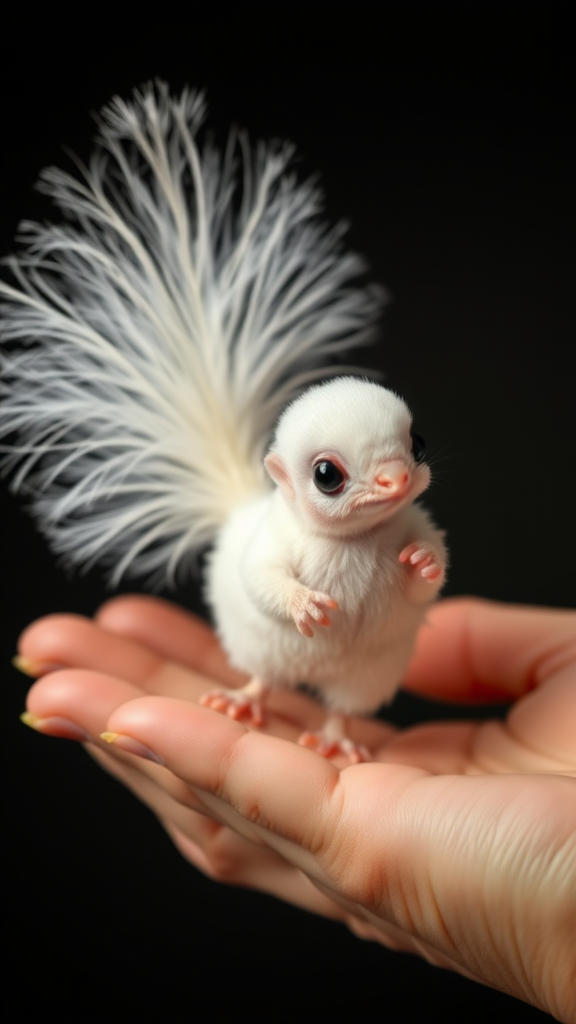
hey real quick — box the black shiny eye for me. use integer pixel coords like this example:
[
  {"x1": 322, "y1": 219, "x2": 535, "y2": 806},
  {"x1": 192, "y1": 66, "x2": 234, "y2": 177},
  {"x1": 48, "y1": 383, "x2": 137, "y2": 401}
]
[
  {"x1": 313, "y1": 460, "x2": 345, "y2": 494},
  {"x1": 410, "y1": 431, "x2": 426, "y2": 464}
]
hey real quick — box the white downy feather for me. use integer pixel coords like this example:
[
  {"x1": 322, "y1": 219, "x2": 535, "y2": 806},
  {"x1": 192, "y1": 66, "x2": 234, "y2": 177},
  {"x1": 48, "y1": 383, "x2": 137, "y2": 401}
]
[{"x1": 0, "y1": 83, "x2": 383, "y2": 585}]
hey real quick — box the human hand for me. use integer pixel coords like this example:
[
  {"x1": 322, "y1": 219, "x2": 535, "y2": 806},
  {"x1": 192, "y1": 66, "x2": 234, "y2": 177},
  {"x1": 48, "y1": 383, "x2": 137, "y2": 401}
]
[{"x1": 16, "y1": 597, "x2": 576, "y2": 1020}]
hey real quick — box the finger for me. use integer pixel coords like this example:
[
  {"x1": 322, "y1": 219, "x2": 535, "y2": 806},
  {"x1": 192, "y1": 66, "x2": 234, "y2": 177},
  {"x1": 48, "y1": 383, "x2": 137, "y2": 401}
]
[
  {"x1": 25, "y1": 669, "x2": 211, "y2": 815},
  {"x1": 103, "y1": 596, "x2": 375, "y2": 735},
  {"x1": 103, "y1": 695, "x2": 424, "y2": 884},
  {"x1": 19, "y1": 614, "x2": 162, "y2": 682},
  {"x1": 17, "y1": 615, "x2": 219, "y2": 701},
  {"x1": 95, "y1": 596, "x2": 334, "y2": 725},
  {"x1": 86, "y1": 741, "x2": 207, "y2": 814},
  {"x1": 22, "y1": 650, "x2": 338, "y2": 765},
  {"x1": 403, "y1": 598, "x2": 576, "y2": 702},
  {"x1": 23, "y1": 665, "x2": 201, "y2": 801},
  {"x1": 17, "y1": 611, "x2": 332, "y2": 734},
  {"x1": 106, "y1": 695, "x2": 341, "y2": 837},
  {"x1": 296, "y1": 618, "x2": 314, "y2": 638},
  {"x1": 96, "y1": 594, "x2": 245, "y2": 687},
  {"x1": 18, "y1": 604, "x2": 395, "y2": 757},
  {"x1": 25, "y1": 669, "x2": 145, "y2": 739}
]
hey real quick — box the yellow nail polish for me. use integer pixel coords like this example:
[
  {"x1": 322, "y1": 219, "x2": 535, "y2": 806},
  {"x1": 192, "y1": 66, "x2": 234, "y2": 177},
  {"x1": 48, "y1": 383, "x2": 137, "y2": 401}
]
[
  {"x1": 100, "y1": 731, "x2": 119, "y2": 743},
  {"x1": 20, "y1": 711, "x2": 91, "y2": 741},
  {"x1": 20, "y1": 711, "x2": 43, "y2": 729},
  {"x1": 12, "y1": 655, "x2": 45, "y2": 677},
  {"x1": 99, "y1": 732, "x2": 164, "y2": 765}
]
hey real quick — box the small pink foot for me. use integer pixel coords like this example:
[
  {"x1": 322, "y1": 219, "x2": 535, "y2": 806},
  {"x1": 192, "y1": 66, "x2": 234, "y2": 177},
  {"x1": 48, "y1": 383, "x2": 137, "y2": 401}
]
[
  {"x1": 298, "y1": 730, "x2": 371, "y2": 764},
  {"x1": 200, "y1": 690, "x2": 265, "y2": 726},
  {"x1": 399, "y1": 541, "x2": 444, "y2": 582},
  {"x1": 200, "y1": 676, "x2": 268, "y2": 727}
]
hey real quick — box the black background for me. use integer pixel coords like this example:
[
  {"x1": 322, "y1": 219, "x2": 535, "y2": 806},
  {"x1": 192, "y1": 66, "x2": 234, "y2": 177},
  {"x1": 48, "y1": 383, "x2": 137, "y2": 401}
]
[{"x1": 1, "y1": 5, "x2": 574, "y2": 1023}]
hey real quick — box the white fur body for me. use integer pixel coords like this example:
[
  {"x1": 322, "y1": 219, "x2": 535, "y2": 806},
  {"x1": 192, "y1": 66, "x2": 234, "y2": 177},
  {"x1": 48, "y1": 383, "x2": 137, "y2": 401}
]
[
  {"x1": 207, "y1": 376, "x2": 447, "y2": 716},
  {"x1": 209, "y1": 492, "x2": 441, "y2": 713}
]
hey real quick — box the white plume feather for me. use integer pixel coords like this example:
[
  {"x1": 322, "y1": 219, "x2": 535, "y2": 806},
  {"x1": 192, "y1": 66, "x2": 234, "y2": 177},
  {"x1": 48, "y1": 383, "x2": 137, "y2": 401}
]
[{"x1": 0, "y1": 82, "x2": 384, "y2": 585}]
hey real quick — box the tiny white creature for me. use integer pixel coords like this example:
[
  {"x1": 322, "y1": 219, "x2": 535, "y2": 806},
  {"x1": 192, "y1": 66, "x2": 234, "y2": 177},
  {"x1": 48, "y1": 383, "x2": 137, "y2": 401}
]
[
  {"x1": 0, "y1": 84, "x2": 446, "y2": 761},
  {"x1": 205, "y1": 377, "x2": 446, "y2": 760}
]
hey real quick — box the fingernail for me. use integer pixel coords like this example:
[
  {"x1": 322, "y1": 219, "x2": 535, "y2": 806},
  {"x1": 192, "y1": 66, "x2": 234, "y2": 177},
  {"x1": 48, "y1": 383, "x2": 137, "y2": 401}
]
[
  {"x1": 12, "y1": 655, "x2": 65, "y2": 678},
  {"x1": 20, "y1": 711, "x2": 91, "y2": 742},
  {"x1": 100, "y1": 732, "x2": 165, "y2": 765}
]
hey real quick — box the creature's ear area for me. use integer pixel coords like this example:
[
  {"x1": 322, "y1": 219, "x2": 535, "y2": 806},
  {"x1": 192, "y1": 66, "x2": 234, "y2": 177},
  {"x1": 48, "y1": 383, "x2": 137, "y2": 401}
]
[{"x1": 264, "y1": 452, "x2": 295, "y2": 500}]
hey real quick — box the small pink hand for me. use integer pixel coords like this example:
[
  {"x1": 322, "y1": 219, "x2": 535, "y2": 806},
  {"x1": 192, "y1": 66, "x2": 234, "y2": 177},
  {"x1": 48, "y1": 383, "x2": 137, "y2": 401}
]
[
  {"x1": 289, "y1": 588, "x2": 339, "y2": 638},
  {"x1": 399, "y1": 542, "x2": 444, "y2": 582}
]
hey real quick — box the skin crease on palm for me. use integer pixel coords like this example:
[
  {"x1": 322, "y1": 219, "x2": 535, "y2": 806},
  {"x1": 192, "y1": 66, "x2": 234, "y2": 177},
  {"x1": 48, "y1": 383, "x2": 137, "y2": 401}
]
[{"x1": 17, "y1": 596, "x2": 576, "y2": 1021}]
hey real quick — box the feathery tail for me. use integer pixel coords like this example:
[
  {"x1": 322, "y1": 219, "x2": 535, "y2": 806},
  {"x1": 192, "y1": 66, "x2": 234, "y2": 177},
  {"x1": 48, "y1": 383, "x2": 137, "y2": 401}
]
[{"x1": 0, "y1": 82, "x2": 384, "y2": 585}]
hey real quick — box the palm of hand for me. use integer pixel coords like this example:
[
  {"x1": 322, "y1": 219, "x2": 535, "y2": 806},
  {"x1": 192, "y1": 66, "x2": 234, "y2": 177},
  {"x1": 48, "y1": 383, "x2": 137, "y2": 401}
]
[{"x1": 19, "y1": 597, "x2": 576, "y2": 1019}]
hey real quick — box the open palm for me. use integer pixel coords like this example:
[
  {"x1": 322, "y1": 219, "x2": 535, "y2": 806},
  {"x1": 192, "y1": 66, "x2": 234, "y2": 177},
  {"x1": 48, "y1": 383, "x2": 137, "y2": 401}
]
[{"x1": 19, "y1": 596, "x2": 576, "y2": 1020}]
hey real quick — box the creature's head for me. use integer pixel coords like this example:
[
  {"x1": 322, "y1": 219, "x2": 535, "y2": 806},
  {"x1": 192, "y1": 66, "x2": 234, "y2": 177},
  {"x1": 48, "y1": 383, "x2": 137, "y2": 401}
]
[{"x1": 265, "y1": 378, "x2": 430, "y2": 537}]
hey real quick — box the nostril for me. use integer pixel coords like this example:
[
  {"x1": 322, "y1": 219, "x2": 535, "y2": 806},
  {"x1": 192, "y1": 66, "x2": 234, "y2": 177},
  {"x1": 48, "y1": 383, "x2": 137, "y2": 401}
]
[{"x1": 376, "y1": 466, "x2": 410, "y2": 490}]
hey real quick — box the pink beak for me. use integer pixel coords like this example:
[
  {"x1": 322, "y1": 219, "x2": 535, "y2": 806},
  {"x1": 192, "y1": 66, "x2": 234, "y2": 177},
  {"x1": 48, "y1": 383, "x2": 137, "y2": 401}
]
[{"x1": 375, "y1": 460, "x2": 410, "y2": 497}]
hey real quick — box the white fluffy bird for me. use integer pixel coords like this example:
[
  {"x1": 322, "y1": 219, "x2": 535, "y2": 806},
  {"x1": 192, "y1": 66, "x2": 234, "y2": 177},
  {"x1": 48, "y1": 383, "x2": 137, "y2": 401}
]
[{"x1": 0, "y1": 84, "x2": 446, "y2": 760}]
